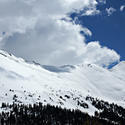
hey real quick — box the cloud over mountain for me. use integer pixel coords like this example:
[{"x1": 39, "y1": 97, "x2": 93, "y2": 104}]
[{"x1": 0, "y1": 0, "x2": 120, "y2": 66}]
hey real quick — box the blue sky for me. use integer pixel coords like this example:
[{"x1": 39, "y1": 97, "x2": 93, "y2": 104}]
[{"x1": 71, "y1": 0, "x2": 125, "y2": 61}]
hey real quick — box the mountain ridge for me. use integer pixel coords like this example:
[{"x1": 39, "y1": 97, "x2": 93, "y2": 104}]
[{"x1": 0, "y1": 50, "x2": 125, "y2": 116}]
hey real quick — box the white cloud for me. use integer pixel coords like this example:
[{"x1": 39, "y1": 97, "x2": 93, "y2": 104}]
[
  {"x1": 82, "y1": 42, "x2": 120, "y2": 67},
  {"x1": 82, "y1": 8, "x2": 100, "y2": 16},
  {"x1": 106, "y1": 7, "x2": 116, "y2": 16},
  {"x1": 120, "y1": 5, "x2": 125, "y2": 11},
  {"x1": 0, "y1": 0, "x2": 120, "y2": 66},
  {"x1": 98, "y1": 0, "x2": 106, "y2": 4}
]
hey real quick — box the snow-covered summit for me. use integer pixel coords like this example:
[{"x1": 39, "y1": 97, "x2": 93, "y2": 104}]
[
  {"x1": 110, "y1": 61, "x2": 125, "y2": 83},
  {"x1": 0, "y1": 50, "x2": 125, "y2": 115},
  {"x1": 111, "y1": 61, "x2": 125, "y2": 71}
]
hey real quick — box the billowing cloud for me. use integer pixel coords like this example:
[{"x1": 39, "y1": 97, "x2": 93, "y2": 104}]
[
  {"x1": 82, "y1": 42, "x2": 120, "y2": 67},
  {"x1": 106, "y1": 7, "x2": 116, "y2": 16},
  {"x1": 0, "y1": 0, "x2": 120, "y2": 66}
]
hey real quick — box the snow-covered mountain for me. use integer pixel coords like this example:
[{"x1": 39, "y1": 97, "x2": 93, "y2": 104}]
[{"x1": 0, "y1": 50, "x2": 125, "y2": 115}]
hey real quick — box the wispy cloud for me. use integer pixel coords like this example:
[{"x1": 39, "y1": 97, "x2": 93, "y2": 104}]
[
  {"x1": 81, "y1": 8, "x2": 100, "y2": 16},
  {"x1": 120, "y1": 5, "x2": 125, "y2": 11},
  {"x1": 106, "y1": 7, "x2": 116, "y2": 16}
]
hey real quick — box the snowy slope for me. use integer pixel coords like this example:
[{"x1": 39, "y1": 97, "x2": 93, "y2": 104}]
[
  {"x1": 110, "y1": 61, "x2": 125, "y2": 82},
  {"x1": 0, "y1": 50, "x2": 125, "y2": 115}
]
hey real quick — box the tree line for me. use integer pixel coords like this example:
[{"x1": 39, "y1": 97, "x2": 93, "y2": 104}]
[{"x1": 0, "y1": 102, "x2": 120, "y2": 125}]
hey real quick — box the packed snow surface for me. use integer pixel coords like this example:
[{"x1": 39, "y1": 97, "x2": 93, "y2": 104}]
[{"x1": 0, "y1": 50, "x2": 125, "y2": 115}]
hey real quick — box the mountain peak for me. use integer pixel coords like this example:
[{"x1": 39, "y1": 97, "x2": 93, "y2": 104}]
[{"x1": 111, "y1": 61, "x2": 125, "y2": 71}]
